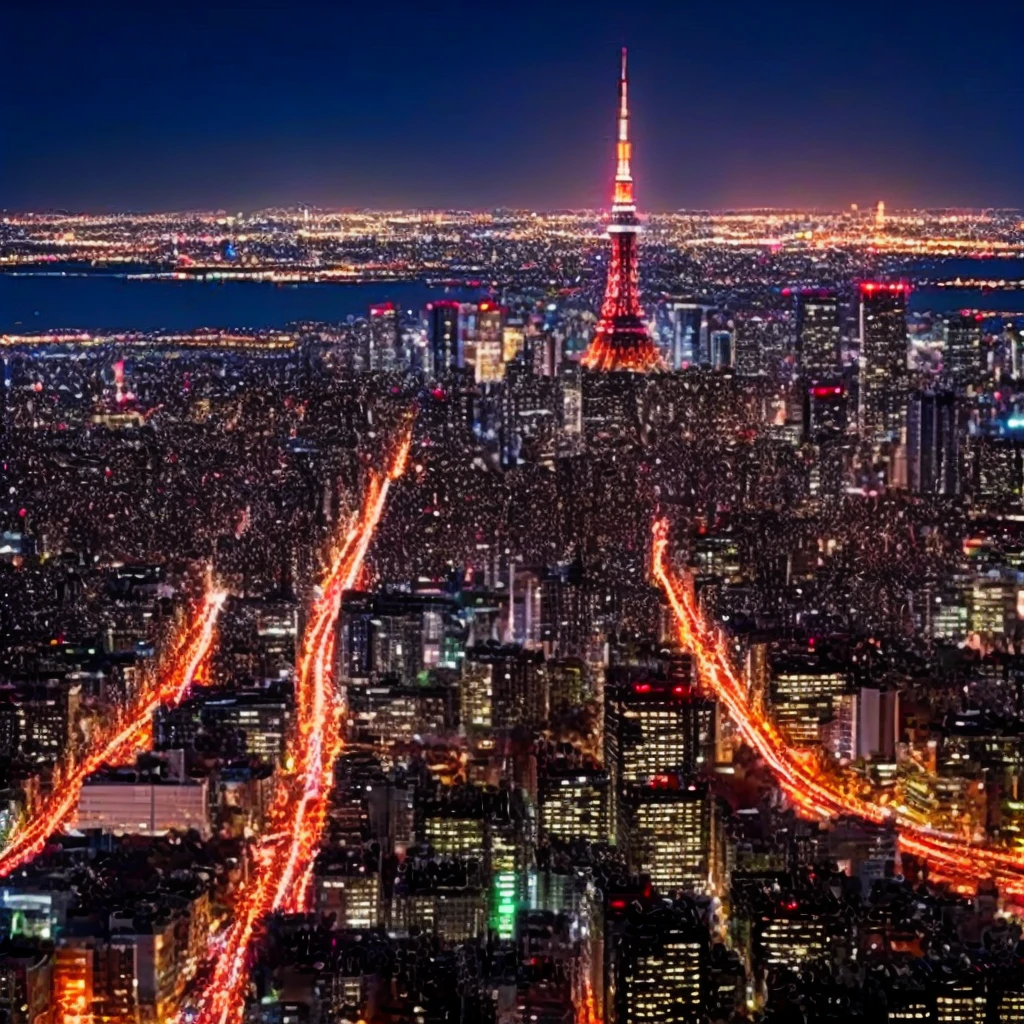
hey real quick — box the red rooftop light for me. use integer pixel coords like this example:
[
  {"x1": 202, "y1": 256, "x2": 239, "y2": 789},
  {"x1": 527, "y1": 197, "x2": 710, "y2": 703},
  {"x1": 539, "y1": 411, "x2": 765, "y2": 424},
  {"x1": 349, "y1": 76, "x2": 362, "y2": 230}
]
[{"x1": 860, "y1": 282, "x2": 910, "y2": 295}]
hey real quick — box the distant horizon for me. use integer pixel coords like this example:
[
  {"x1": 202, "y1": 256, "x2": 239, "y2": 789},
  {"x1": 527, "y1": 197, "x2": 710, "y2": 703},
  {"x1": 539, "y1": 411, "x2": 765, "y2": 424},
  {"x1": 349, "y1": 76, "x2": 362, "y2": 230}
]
[
  {"x1": 5, "y1": 2, "x2": 1022, "y2": 213},
  {"x1": 5, "y1": 202, "x2": 1023, "y2": 218}
]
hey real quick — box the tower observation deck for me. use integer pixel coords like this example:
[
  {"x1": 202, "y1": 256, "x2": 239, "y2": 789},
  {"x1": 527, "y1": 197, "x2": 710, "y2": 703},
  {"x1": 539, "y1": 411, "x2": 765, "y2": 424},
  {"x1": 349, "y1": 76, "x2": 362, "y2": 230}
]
[{"x1": 581, "y1": 49, "x2": 664, "y2": 374}]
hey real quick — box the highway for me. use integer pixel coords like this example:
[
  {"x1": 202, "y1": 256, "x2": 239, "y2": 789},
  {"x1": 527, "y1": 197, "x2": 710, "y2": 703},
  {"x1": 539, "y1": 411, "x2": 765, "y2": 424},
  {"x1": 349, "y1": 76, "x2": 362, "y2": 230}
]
[
  {"x1": 651, "y1": 518, "x2": 1024, "y2": 900},
  {"x1": 0, "y1": 585, "x2": 226, "y2": 878},
  {"x1": 192, "y1": 429, "x2": 411, "y2": 1024}
]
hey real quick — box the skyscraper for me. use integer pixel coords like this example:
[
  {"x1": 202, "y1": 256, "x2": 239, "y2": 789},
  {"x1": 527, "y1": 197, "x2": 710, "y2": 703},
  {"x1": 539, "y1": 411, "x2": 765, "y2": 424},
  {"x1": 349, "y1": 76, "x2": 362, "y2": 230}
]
[
  {"x1": 619, "y1": 777, "x2": 721, "y2": 895},
  {"x1": 944, "y1": 312, "x2": 984, "y2": 391},
  {"x1": 858, "y1": 282, "x2": 909, "y2": 443},
  {"x1": 581, "y1": 50, "x2": 663, "y2": 373},
  {"x1": 610, "y1": 907, "x2": 709, "y2": 1023},
  {"x1": 462, "y1": 300, "x2": 504, "y2": 383},
  {"x1": 538, "y1": 763, "x2": 610, "y2": 845},
  {"x1": 796, "y1": 290, "x2": 840, "y2": 382},
  {"x1": 604, "y1": 671, "x2": 714, "y2": 837},
  {"x1": 604, "y1": 671, "x2": 712, "y2": 787},
  {"x1": 368, "y1": 301, "x2": 400, "y2": 371},
  {"x1": 906, "y1": 391, "x2": 963, "y2": 495},
  {"x1": 427, "y1": 300, "x2": 462, "y2": 374}
]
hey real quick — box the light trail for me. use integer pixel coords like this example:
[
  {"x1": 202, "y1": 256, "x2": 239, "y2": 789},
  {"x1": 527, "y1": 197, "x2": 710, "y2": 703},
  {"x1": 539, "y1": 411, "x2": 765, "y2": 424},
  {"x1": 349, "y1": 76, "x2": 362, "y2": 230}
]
[
  {"x1": 0, "y1": 586, "x2": 226, "y2": 878},
  {"x1": 651, "y1": 519, "x2": 1024, "y2": 899},
  {"x1": 192, "y1": 429, "x2": 411, "y2": 1024}
]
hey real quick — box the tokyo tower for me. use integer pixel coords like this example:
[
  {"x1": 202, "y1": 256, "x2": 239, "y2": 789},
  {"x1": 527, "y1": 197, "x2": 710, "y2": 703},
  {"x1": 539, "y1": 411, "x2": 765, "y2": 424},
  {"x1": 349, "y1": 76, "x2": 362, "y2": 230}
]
[{"x1": 581, "y1": 48, "x2": 664, "y2": 373}]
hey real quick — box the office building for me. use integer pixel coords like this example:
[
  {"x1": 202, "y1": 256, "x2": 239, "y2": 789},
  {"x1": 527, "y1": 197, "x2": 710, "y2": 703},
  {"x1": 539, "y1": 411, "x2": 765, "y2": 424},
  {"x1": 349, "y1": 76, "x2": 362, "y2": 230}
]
[
  {"x1": 15, "y1": 681, "x2": 81, "y2": 765},
  {"x1": 0, "y1": 946, "x2": 52, "y2": 1024},
  {"x1": 803, "y1": 383, "x2": 848, "y2": 444},
  {"x1": 313, "y1": 853, "x2": 382, "y2": 929},
  {"x1": 368, "y1": 301, "x2": 400, "y2": 371},
  {"x1": 796, "y1": 290, "x2": 841, "y2": 382},
  {"x1": 970, "y1": 437, "x2": 1024, "y2": 508},
  {"x1": 538, "y1": 763, "x2": 610, "y2": 845},
  {"x1": 463, "y1": 300, "x2": 504, "y2": 383},
  {"x1": 422, "y1": 811, "x2": 486, "y2": 861},
  {"x1": 427, "y1": 300, "x2": 462, "y2": 373},
  {"x1": 465, "y1": 644, "x2": 547, "y2": 730},
  {"x1": 944, "y1": 312, "x2": 984, "y2": 391},
  {"x1": 610, "y1": 908, "x2": 709, "y2": 1024},
  {"x1": 769, "y1": 664, "x2": 849, "y2": 748},
  {"x1": 707, "y1": 329, "x2": 732, "y2": 370},
  {"x1": 200, "y1": 692, "x2": 290, "y2": 765},
  {"x1": 665, "y1": 302, "x2": 709, "y2": 369},
  {"x1": 619, "y1": 778, "x2": 721, "y2": 895},
  {"x1": 906, "y1": 391, "x2": 963, "y2": 495},
  {"x1": 754, "y1": 901, "x2": 831, "y2": 974},
  {"x1": 858, "y1": 283, "x2": 909, "y2": 443},
  {"x1": 604, "y1": 668, "x2": 711, "y2": 788}
]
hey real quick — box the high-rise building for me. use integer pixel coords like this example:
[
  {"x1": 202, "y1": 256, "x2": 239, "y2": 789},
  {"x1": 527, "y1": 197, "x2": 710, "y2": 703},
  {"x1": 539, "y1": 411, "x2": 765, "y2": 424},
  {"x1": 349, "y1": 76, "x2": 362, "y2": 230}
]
[
  {"x1": 465, "y1": 644, "x2": 547, "y2": 730},
  {"x1": 560, "y1": 362, "x2": 583, "y2": 442},
  {"x1": 618, "y1": 778, "x2": 721, "y2": 895},
  {"x1": 858, "y1": 283, "x2": 909, "y2": 443},
  {"x1": 733, "y1": 312, "x2": 789, "y2": 377},
  {"x1": 906, "y1": 391, "x2": 964, "y2": 495},
  {"x1": 796, "y1": 290, "x2": 841, "y2": 382},
  {"x1": 500, "y1": 360, "x2": 560, "y2": 465},
  {"x1": 754, "y1": 899, "x2": 832, "y2": 975},
  {"x1": 665, "y1": 302, "x2": 710, "y2": 369},
  {"x1": 769, "y1": 662, "x2": 849, "y2": 749},
  {"x1": 970, "y1": 437, "x2": 1024, "y2": 509},
  {"x1": 581, "y1": 50, "x2": 663, "y2": 373},
  {"x1": 368, "y1": 301, "x2": 400, "y2": 371},
  {"x1": 538, "y1": 763, "x2": 610, "y2": 845},
  {"x1": 340, "y1": 591, "x2": 458, "y2": 683},
  {"x1": 15, "y1": 680, "x2": 81, "y2": 765},
  {"x1": 803, "y1": 383, "x2": 848, "y2": 444},
  {"x1": 462, "y1": 300, "x2": 504, "y2": 383},
  {"x1": 427, "y1": 300, "x2": 462, "y2": 374},
  {"x1": 605, "y1": 671, "x2": 714, "y2": 838},
  {"x1": 944, "y1": 312, "x2": 984, "y2": 391},
  {"x1": 605, "y1": 669, "x2": 711, "y2": 787},
  {"x1": 422, "y1": 810, "x2": 487, "y2": 861},
  {"x1": 709, "y1": 329, "x2": 733, "y2": 370},
  {"x1": 313, "y1": 852, "x2": 382, "y2": 929},
  {"x1": 0, "y1": 947, "x2": 52, "y2": 1024},
  {"x1": 393, "y1": 859, "x2": 488, "y2": 943},
  {"x1": 610, "y1": 908, "x2": 709, "y2": 1023}
]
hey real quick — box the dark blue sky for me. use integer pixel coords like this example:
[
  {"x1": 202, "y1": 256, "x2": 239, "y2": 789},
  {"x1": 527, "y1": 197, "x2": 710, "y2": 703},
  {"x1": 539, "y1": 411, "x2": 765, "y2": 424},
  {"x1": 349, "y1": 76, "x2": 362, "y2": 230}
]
[{"x1": 4, "y1": 0, "x2": 1022, "y2": 212}]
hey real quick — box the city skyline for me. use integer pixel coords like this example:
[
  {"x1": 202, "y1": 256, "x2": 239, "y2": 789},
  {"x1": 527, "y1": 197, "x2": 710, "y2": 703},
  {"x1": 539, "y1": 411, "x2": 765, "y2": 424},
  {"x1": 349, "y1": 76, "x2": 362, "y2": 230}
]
[
  {"x1": 5, "y1": 7, "x2": 1024, "y2": 1023},
  {"x1": 5, "y1": 0, "x2": 1024, "y2": 213}
]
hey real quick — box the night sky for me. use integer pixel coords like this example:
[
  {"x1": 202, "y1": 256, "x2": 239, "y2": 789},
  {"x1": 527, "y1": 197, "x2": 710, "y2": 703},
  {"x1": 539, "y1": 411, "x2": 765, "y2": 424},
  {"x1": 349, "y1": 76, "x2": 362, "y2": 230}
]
[{"x1": 4, "y1": 0, "x2": 1023, "y2": 212}]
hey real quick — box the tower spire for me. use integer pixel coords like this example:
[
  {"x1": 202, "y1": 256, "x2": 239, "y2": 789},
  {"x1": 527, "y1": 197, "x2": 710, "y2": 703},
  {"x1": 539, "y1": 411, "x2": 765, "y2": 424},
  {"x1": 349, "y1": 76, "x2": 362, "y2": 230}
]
[
  {"x1": 614, "y1": 47, "x2": 633, "y2": 206},
  {"x1": 580, "y1": 49, "x2": 663, "y2": 374}
]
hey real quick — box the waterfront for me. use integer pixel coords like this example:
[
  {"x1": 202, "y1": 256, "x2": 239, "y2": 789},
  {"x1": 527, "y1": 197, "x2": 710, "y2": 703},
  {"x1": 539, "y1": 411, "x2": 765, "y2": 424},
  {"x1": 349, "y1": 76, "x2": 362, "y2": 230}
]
[
  {"x1": 0, "y1": 273, "x2": 479, "y2": 333},
  {"x1": 2, "y1": 257, "x2": 1023, "y2": 334}
]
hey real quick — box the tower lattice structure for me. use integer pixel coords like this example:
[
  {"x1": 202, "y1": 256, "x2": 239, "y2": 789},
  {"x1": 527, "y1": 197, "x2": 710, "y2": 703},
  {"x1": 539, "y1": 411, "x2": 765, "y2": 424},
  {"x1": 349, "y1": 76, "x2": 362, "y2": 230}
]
[{"x1": 581, "y1": 48, "x2": 664, "y2": 373}]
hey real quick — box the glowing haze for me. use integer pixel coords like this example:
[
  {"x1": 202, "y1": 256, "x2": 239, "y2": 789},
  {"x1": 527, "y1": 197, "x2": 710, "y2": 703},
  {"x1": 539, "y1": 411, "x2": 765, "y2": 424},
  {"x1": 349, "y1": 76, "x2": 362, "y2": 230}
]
[{"x1": 5, "y1": 1, "x2": 1022, "y2": 211}]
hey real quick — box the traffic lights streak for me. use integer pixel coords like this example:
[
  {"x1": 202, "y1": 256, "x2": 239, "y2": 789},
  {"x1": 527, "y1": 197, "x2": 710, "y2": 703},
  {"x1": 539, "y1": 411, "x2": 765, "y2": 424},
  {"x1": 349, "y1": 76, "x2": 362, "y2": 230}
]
[
  {"x1": 193, "y1": 430, "x2": 411, "y2": 1024},
  {"x1": 0, "y1": 586, "x2": 226, "y2": 878},
  {"x1": 651, "y1": 519, "x2": 1024, "y2": 898}
]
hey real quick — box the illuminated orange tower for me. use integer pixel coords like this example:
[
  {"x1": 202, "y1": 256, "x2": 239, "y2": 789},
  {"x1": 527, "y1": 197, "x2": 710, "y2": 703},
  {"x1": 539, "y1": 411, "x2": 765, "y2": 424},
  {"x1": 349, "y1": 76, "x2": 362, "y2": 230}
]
[{"x1": 581, "y1": 48, "x2": 664, "y2": 373}]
